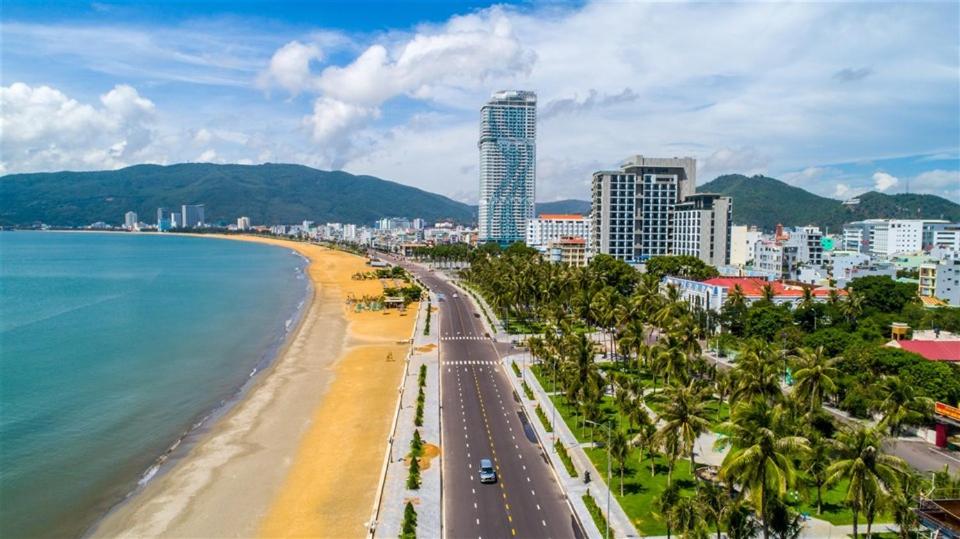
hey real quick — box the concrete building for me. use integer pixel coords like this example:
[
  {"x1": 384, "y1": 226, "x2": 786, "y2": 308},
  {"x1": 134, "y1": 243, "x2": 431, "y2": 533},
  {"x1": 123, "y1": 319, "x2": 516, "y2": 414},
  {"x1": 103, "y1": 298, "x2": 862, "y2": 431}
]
[
  {"x1": 673, "y1": 193, "x2": 732, "y2": 267},
  {"x1": 662, "y1": 275, "x2": 844, "y2": 313},
  {"x1": 124, "y1": 211, "x2": 138, "y2": 230},
  {"x1": 730, "y1": 225, "x2": 762, "y2": 266},
  {"x1": 590, "y1": 155, "x2": 697, "y2": 264},
  {"x1": 181, "y1": 204, "x2": 205, "y2": 228},
  {"x1": 237, "y1": 216, "x2": 251, "y2": 231},
  {"x1": 546, "y1": 236, "x2": 588, "y2": 267},
  {"x1": 844, "y1": 219, "x2": 949, "y2": 256},
  {"x1": 478, "y1": 90, "x2": 537, "y2": 245},
  {"x1": 753, "y1": 226, "x2": 824, "y2": 280},
  {"x1": 920, "y1": 259, "x2": 960, "y2": 306},
  {"x1": 525, "y1": 214, "x2": 590, "y2": 251},
  {"x1": 927, "y1": 222, "x2": 960, "y2": 251}
]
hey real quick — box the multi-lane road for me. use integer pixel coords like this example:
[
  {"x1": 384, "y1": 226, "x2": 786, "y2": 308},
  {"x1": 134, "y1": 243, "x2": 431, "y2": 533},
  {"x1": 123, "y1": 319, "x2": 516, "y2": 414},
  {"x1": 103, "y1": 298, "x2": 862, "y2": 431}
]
[{"x1": 395, "y1": 258, "x2": 583, "y2": 539}]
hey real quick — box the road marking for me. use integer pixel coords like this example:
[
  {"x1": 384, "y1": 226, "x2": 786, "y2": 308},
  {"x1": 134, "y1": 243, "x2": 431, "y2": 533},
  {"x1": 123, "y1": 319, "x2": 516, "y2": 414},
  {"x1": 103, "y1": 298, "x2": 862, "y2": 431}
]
[
  {"x1": 522, "y1": 465, "x2": 526, "y2": 470},
  {"x1": 536, "y1": 503, "x2": 540, "y2": 510},
  {"x1": 474, "y1": 502, "x2": 477, "y2": 509},
  {"x1": 527, "y1": 476, "x2": 531, "y2": 482},
  {"x1": 542, "y1": 520, "x2": 547, "y2": 527},
  {"x1": 476, "y1": 519, "x2": 480, "y2": 525}
]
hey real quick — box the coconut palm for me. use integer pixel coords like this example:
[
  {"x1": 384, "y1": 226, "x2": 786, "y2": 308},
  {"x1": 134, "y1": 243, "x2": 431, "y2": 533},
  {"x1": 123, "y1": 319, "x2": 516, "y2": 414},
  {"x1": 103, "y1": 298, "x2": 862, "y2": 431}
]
[
  {"x1": 889, "y1": 470, "x2": 923, "y2": 539},
  {"x1": 667, "y1": 496, "x2": 709, "y2": 539},
  {"x1": 656, "y1": 481, "x2": 682, "y2": 539},
  {"x1": 825, "y1": 425, "x2": 907, "y2": 539},
  {"x1": 696, "y1": 480, "x2": 729, "y2": 539},
  {"x1": 789, "y1": 346, "x2": 839, "y2": 414},
  {"x1": 609, "y1": 429, "x2": 630, "y2": 496},
  {"x1": 632, "y1": 418, "x2": 658, "y2": 477},
  {"x1": 723, "y1": 498, "x2": 760, "y2": 539},
  {"x1": 655, "y1": 382, "x2": 712, "y2": 474},
  {"x1": 730, "y1": 341, "x2": 782, "y2": 405},
  {"x1": 718, "y1": 401, "x2": 810, "y2": 539},
  {"x1": 804, "y1": 432, "x2": 833, "y2": 515},
  {"x1": 875, "y1": 375, "x2": 934, "y2": 436}
]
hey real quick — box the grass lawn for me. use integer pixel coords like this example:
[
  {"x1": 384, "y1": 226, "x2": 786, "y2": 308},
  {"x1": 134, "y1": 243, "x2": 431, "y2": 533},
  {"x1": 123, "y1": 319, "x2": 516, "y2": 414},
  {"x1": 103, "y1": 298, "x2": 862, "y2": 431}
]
[{"x1": 787, "y1": 478, "x2": 892, "y2": 526}]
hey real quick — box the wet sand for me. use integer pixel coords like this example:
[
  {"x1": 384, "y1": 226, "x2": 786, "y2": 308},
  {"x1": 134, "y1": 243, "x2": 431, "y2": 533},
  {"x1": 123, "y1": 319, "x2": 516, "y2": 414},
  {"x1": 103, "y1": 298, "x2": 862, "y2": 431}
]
[{"x1": 91, "y1": 237, "x2": 417, "y2": 538}]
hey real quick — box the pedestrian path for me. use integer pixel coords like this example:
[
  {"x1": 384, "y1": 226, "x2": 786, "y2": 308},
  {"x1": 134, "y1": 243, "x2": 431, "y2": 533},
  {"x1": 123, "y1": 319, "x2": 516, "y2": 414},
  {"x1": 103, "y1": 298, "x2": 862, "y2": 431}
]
[{"x1": 373, "y1": 294, "x2": 441, "y2": 539}]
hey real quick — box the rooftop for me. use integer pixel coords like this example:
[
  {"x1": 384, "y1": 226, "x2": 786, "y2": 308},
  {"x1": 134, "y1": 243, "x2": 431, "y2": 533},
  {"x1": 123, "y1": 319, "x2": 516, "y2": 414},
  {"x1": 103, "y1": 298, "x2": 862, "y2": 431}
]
[
  {"x1": 537, "y1": 214, "x2": 587, "y2": 220},
  {"x1": 702, "y1": 277, "x2": 844, "y2": 298},
  {"x1": 888, "y1": 340, "x2": 960, "y2": 362}
]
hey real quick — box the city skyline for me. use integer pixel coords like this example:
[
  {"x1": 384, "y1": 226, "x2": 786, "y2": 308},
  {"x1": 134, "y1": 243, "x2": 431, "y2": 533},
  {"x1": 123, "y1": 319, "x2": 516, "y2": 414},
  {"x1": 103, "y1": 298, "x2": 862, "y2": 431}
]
[{"x1": 2, "y1": 0, "x2": 958, "y2": 203}]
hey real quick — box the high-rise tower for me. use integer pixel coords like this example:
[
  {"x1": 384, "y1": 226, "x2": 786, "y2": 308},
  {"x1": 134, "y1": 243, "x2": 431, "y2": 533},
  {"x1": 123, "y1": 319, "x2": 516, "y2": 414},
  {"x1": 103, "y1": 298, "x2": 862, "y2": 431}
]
[{"x1": 478, "y1": 90, "x2": 537, "y2": 245}]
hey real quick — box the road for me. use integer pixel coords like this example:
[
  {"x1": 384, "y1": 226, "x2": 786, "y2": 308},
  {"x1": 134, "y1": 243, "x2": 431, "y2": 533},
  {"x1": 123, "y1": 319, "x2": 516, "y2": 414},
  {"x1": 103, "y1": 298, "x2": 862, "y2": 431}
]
[{"x1": 394, "y1": 258, "x2": 583, "y2": 539}]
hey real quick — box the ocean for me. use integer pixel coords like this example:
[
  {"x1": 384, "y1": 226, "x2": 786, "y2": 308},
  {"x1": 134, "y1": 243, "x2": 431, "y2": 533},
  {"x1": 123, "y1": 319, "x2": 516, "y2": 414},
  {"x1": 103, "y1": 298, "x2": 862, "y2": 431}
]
[{"x1": 0, "y1": 232, "x2": 309, "y2": 538}]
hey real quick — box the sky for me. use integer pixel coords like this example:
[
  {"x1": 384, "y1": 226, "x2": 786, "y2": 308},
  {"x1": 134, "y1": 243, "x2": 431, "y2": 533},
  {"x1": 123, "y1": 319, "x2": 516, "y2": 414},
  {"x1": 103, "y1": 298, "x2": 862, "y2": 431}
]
[{"x1": 2, "y1": 0, "x2": 958, "y2": 203}]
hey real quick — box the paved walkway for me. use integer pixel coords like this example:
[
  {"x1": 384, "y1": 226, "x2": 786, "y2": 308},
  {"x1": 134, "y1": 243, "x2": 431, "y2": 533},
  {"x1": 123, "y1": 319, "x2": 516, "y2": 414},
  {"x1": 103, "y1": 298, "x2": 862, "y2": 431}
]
[{"x1": 374, "y1": 293, "x2": 441, "y2": 538}]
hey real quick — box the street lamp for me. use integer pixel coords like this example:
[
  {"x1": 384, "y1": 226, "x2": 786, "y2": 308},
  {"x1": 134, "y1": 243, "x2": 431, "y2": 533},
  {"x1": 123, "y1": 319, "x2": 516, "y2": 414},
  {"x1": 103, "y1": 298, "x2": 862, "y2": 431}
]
[{"x1": 584, "y1": 419, "x2": 612, "y2": 539}]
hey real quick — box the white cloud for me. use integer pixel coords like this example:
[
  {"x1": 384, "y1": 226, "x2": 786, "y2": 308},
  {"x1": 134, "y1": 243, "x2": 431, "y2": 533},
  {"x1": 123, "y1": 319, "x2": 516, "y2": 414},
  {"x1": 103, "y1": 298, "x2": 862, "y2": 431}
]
[
  {"x1": 0, "y1": 82, "x2": 157, "y2": 172},
  {"x1": 257, "y1": 40, "x2": 323, "y2": 96},
  {"x1": 873, "y1": 171, "x2": 899, "y2": 192},
  {"x1": 699, "y1": 147, "x2": 769, "y2": 180},
  {"x1": 196, "y1": 149, "x2": 218, "y2": 162},
  {"x1": 833, "y1": 183, "x2": 851, "y2": 198}
]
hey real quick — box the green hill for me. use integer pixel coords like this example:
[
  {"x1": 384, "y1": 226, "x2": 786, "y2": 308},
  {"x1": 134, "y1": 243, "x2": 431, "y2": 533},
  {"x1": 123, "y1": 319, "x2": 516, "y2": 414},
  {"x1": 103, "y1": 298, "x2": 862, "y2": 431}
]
[
  {"x1": 0, "y1": 163, "x2": 476, "y2": 227},
  {"x1": 535, "y1": 199, "x2": 591, "y2": 215},
  {"x1": 698, "y1": 174, "x2": 960, "y2": 231}
]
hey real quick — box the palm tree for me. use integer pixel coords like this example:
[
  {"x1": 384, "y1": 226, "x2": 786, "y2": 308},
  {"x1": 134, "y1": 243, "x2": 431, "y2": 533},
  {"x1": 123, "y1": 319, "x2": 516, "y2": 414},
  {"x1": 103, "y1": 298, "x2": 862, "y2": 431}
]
[
  {"x1": 730, "y1": 341, "x2": 782, "y2": 405},
  {"x1": 632, "y1": 419, "x2": 658, "y2": 477},
  {"x1": 656, "y1": 482, "x2": 682, "y2": 539},
  {"x1": 609, "y1": 429, "x2": 630, "y2": 496},
  {"x1": 760, "y1": 284, "x2": 776, "y2": 303},
  {"x1": 655, "y1": 382, "x2": 712, "y2": 472},
  {"x1": 696, "y1": 480, "x2": 728, "y2": 539},
  {"x1": 842, "y1": 290, "x2": 864, "y2": 328},
  {"x1": 722, "y1": 498, "x2": 760, "y2": 539},
  {"x1": 825, "y1": 425, "x2": 907, "y2": 539},
  {"x1": 875, "y1": 375, "x2": 934, "y2": 436},
  {"x1": 668, "y1": 496, "x2": 709, "y2": 539},
  {"x1": 789, "y1": 346, "x2": 839, "y2": 414},
  {"x1": 889, "y1": 470, "x2": 923, "y2": 539},
  {"x1": 657, "y1": 336, "x2": 691, "y2": 387},
  {"x1": 804, "y1": 432, "x2": 833, "y2": 515},
  {"x1": 718, "y1": 401, "x2": 810, "y2": 539}
]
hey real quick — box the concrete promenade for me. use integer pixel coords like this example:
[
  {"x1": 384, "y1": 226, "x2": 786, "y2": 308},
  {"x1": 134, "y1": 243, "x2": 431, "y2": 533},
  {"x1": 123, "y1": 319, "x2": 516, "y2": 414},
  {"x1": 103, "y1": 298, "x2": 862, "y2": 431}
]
[{"x1": 373, "y1": 293, "x2": 442, "y2": 538}]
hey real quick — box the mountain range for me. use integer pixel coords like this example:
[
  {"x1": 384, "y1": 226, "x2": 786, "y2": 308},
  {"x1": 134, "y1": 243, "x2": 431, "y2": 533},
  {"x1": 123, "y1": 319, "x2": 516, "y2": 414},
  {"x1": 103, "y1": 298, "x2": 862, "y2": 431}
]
[{"x1": 1, "y1": 164, "x2": 957, "y2": 230}]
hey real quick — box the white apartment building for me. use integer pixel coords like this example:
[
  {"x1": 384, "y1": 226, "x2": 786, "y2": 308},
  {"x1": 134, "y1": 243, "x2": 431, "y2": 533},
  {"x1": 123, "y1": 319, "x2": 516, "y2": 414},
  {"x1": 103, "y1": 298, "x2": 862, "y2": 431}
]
[
  {"x1": 753, "y1": 226, "x2": 824, "y2": 280},
  {"x1": 843, "y1": 219, "x2": 949, "y2": 256},
  {"x1": 730, "y1": 225, "x2": 762, "y2": 266},
  {"x1": 525, "y1": 214, "x2": 591, "y2": 250},
  {"x1": 124, "y1": 211, "x2": 138, "y2": 230},
  {"x1": 590, "y1": 155, "x2": 696, "y2": 264},
  {"x1": 237, "y1": 216, "x2": 251, "y2": 231},
  {"x1": 673, "y1": 193, "x2": 732, "y2": 267},
  {"x1": 478, "y1": 90, "x2": 537, "y2": 244}
]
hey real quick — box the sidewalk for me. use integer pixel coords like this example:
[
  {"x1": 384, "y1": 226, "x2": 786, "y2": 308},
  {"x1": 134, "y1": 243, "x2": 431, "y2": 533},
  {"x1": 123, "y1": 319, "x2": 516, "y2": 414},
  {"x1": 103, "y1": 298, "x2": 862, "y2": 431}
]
[
  {"x1": 506, "y1": 353, "x2": 638, "y2": 538},
  {"x1": 372, "y1": 294, "x2": 442, "y2": 538}
]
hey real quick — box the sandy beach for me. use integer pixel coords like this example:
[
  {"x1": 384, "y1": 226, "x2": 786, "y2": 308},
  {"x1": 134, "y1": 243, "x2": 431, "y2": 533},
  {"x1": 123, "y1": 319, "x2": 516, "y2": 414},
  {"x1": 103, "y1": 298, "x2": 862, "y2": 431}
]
[{"x1": 91, "y1": 236, "x2": 418, "y2": 538}]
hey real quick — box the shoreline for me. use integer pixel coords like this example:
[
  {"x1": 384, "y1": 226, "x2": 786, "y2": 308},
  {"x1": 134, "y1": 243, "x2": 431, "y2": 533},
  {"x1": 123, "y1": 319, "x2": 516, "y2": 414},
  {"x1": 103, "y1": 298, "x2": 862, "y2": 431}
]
[
  {"x1": 82, "y1": 233, "x2": 315, "y2": 538},
  {"x1": 90, "y1": 234, "x2": 419, "y2": 538}
]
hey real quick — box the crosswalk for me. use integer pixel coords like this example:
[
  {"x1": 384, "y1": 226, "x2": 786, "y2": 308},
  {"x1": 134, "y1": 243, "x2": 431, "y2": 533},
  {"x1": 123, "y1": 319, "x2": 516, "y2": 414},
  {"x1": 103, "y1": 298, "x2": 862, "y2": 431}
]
[
  {"x1": 443, "y1": 360, "x2": 499, "y2": 366},
  {"x1": 441, "y1": 335, "x2": 487, "y2": 341}
]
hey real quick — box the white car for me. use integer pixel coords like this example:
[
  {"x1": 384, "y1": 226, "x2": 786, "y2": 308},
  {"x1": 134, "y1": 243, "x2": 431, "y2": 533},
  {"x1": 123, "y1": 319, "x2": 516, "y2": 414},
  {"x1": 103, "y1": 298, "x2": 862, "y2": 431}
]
[{"x1": 452, "y1": 293, "x2": 458, "y2": 298}]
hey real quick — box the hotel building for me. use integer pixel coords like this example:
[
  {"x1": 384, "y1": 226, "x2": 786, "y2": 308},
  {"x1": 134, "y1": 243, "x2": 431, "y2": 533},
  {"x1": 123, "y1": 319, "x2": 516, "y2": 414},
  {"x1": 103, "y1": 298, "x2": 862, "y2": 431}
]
[
  {"x1": 525, "y1": 214, "x2": 591, "y2": 251},
  {"x1": 673, "y1": 193, "x2": 732, "y2": 267},
  {"x1": 478, "y1": 90, "x2": 537, "y2": 245},
  {"x1": 590, "y1": 155, "x2": 697, "y2": 264}
]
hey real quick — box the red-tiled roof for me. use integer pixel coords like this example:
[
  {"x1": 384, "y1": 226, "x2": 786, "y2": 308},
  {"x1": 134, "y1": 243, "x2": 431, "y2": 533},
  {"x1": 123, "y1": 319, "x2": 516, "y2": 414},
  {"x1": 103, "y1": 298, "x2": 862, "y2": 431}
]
[
  {"x1": 893, "y1": 340, "x2": 960, "y2": 361},
  {"x1": 702, "y1": 277, "x2": 844, "y2": 298}
]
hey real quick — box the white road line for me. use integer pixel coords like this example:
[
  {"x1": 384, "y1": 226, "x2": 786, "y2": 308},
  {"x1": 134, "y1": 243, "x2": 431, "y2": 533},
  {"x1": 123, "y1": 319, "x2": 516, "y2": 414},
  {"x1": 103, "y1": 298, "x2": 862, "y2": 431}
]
[
  {"x1": 526, "y1": 477, "x2": 531, "y2": 482},
  {"x1": 542, "y1": 520, "x2": 547, "y2": 527},
  {"x1": 476, "y1": 519, "x2": 480, "y2": 525}
]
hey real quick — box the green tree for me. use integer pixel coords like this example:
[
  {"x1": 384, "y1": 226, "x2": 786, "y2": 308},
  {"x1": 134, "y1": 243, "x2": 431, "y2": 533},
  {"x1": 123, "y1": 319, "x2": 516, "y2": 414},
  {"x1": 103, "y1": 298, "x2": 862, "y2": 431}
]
[
  {"x1": 655, "y1": 382, "x2": 712, "y2": 472},
  {"x1": 609, "y1": 429, "x2": 630, "y2": 496},
  {"x1": 645, "y1": 255, "x2": 720, "y2": 281},
  {"x1": 790, "y1": 346, "x2": 839, "y2": 414},
  {"x1": 718, "y1": 401, "x2": 810, "y2": 539},
  {"x1": 825, "y1": 425, "x2": 907, "y2": 539},
  {"x1": 875, "y1": 375, "x2": 934, "y2": 436},
  {"x1": 846, "y1": 275, "x2": 918, "y2": 314}
]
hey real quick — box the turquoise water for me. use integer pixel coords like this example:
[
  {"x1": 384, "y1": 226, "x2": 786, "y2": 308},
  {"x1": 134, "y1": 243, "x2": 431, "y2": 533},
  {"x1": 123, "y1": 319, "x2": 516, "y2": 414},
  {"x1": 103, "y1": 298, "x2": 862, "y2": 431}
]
[{"x1": 0, "y1": 232, "x2": 308, "y2": 538}]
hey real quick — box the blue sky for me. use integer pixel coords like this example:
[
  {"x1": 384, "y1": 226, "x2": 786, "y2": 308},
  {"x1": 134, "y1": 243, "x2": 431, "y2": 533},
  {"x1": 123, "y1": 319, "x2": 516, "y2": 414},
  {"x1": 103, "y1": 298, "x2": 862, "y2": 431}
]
[{"x1": 2, "y1": 0, "x2": 958, "y2": 203}]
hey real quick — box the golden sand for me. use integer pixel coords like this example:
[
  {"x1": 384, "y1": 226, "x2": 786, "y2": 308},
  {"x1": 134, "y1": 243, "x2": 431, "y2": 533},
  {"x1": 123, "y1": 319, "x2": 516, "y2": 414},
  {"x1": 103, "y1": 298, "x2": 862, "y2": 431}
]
[{"x1": 91, "y1": 236, "x2": 417, "y2": 539}]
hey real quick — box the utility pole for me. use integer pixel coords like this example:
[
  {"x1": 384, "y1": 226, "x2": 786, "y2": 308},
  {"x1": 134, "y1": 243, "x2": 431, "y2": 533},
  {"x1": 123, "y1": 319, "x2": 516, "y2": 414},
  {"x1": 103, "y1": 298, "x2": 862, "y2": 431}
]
[{"x1": 585, "y1": 419, "x2": 612, "y2": 539}]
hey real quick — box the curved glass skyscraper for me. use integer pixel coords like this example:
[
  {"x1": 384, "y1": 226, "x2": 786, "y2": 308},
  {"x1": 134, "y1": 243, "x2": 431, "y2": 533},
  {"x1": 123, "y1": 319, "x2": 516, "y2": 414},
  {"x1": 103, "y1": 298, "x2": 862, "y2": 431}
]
[{"x1": 478, "y1": 90, "x2": 536, "y2": 245}]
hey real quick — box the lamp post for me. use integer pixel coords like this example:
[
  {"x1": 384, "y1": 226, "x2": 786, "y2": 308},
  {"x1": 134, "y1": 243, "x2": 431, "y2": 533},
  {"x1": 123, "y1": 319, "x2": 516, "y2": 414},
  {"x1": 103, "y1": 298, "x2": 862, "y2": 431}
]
[{"x1": 585, "y1": 419, "x2": 612, "y2": 539}]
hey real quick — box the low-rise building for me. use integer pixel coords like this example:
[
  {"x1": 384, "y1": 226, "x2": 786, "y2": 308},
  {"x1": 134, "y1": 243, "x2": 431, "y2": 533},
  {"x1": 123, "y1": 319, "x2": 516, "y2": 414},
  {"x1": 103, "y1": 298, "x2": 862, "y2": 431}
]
[
  {"x1": 919, "y1": 259, "x2": 960, "y2": 306},
  {"x1": 526, "y1": 214, "x2": 590, "y2": 250},
  {"x1": 546, "y1": 236, "x2": 588, "y2": 267},
  {"x1": 730, "y1": 225, "x2": 762, "y2": 266},
  {"x1": 661, "y1": 275, "x2": 843, "y2": 312}
]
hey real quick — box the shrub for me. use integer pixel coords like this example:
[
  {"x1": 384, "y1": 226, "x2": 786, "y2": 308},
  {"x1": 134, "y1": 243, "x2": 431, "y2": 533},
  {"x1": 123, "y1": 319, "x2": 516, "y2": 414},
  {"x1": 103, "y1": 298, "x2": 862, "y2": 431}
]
[
  {"x1": 410, "y1": 429, "x2": 423, "y2": 457},
  {"x1": 400, "y1": 501, "x2": 417, "y2": 539},
  {"x1": 407, "y1": 453, "x2": 421, "y2": 490},
  {"x1": 511, "y1": 361, "x2": 522, "y2": 377}
]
